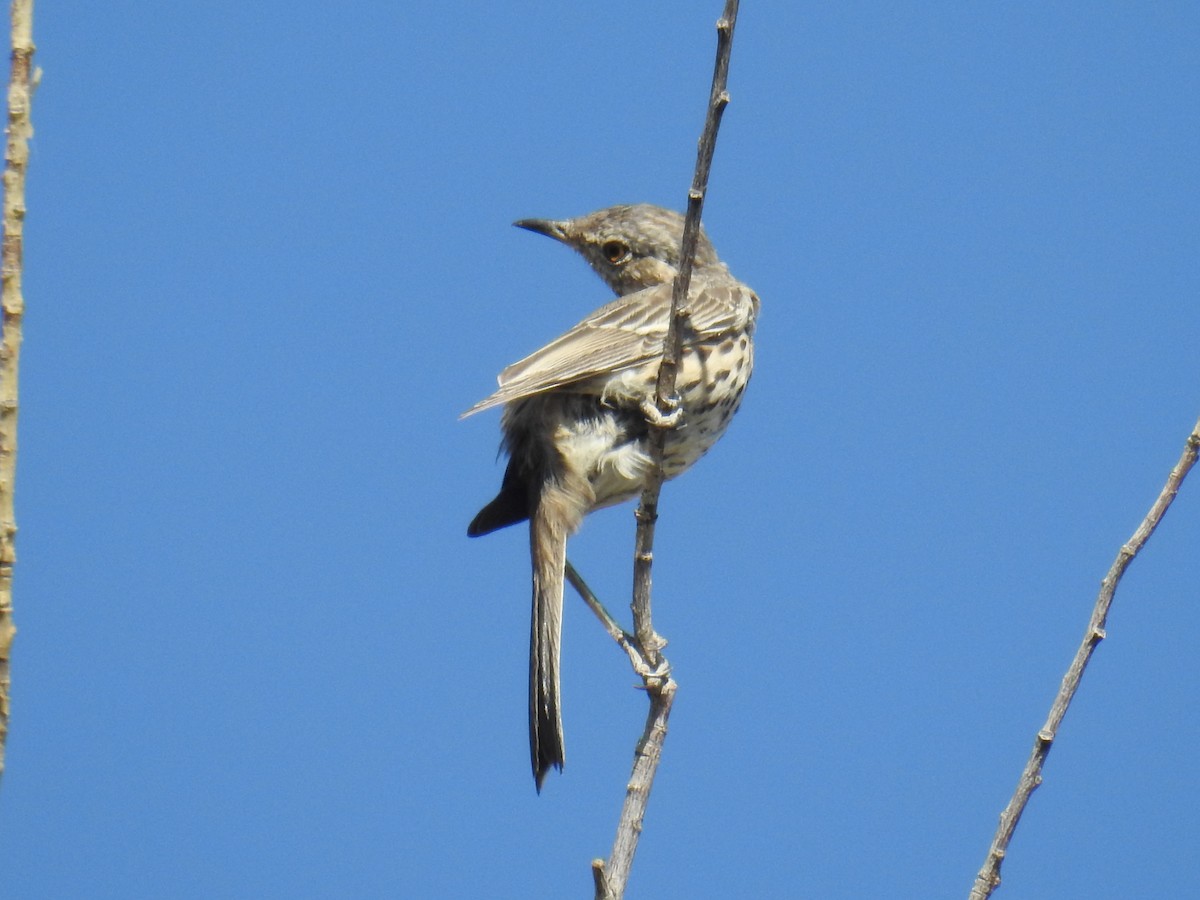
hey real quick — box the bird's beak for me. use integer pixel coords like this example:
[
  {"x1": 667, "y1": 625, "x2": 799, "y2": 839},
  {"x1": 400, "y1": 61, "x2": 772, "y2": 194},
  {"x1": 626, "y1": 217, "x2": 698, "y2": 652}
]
[{"x1": 513, "y1": 218, "x2": 570, "y2": 243}]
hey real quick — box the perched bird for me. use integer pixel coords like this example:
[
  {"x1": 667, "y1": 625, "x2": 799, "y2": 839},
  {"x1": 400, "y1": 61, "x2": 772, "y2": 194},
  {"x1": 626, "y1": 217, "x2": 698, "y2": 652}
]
[{"x1": 464, "y1": 204, "x2": 759, "y2": 789}]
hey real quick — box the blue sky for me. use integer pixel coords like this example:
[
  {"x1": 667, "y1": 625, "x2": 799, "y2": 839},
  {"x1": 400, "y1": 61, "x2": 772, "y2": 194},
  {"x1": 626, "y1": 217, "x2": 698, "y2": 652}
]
[{"x1": 2, "y1": 3, "x2": 1198, "y2": 898}]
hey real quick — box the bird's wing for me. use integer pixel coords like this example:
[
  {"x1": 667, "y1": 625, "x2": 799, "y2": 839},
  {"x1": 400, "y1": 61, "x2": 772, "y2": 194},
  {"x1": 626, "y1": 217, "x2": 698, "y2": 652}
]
[
  {"x1": 682, "y1": 275, "x2": 758, "y2": 338},
  {"x1": 461, "y1": 274, "x2": 755, "y2": 418}
]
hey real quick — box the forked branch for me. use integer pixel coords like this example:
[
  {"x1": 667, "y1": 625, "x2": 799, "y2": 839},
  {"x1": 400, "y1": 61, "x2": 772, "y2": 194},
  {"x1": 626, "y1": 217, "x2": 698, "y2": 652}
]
[{"x1": 587, "y1": 3, "x2": 742, "y2": 898}]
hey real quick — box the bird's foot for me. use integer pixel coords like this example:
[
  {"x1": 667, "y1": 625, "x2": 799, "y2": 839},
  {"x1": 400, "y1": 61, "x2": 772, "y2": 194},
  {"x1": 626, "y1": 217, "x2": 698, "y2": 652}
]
[
  {"x1": 634, "y1": 654, "x2": 672, "y2": 689},
  {"x1": 640, "y1": 395, "x2": 683, "y2": 429},
  {"x1": 632, "y1": 631, "x2": 671, "y2": 686}
]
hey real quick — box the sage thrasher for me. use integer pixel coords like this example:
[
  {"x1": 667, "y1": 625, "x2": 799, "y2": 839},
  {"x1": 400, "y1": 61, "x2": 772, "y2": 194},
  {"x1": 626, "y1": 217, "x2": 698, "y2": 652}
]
[{"x1": 463, "y1": 203, "x2": 760, "y2": 789}]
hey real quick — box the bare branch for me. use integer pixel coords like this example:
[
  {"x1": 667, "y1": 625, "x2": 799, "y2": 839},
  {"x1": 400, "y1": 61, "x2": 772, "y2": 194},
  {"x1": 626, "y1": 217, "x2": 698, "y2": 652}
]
[
  {"x1": 595, "y1": 3, "x2": 741, "y2": 897},
  {"x1": 969, "y1": 415, "x2": 1200, "y2": 899},
  {"x1": 565, "y1": 560, "x2": 644, "y2": 675},
  {"x1": 632, "y1": 0, "x2": 739, "y2": 668},
  {"x1": 0, "y1": 0, "x2": 36, "y2": 782},
  {"x1": 599, "y1": 677, "x2": 677, "y2": 895}
]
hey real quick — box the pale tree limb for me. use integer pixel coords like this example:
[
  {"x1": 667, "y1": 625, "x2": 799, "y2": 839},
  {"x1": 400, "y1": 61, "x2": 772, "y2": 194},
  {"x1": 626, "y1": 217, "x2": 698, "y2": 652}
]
[
  {"x1": 969, "y1": 415, "x2": 1200, "y2": 899},
  {"x1": 0, "y1": 0, "x2": 35, "y2": 783},
  {"x1": 588, "y1": 4, "x2": 742, "y2": 898}
]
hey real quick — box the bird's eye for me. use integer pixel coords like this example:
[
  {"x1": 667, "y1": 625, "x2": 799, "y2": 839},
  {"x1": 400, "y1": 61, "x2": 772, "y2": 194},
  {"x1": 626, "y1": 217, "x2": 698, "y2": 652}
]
[{"x1": 601, "y1": 240, "x2": 630, "y2": 264}]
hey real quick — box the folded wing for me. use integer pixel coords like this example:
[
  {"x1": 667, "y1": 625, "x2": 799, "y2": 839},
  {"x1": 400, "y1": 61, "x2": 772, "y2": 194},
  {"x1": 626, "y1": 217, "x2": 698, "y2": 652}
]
[{"x1": 462, "y1": 273, "x2": 752, "y2": 418}]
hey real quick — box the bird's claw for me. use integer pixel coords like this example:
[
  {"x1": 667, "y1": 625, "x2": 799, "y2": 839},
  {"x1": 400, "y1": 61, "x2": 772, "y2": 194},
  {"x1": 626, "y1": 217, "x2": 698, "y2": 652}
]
[
  {"x1": 631, "y1": 631, "x2": 670, "y2": 685},
  {"x1": 640, "y1": 395, "x2": 683, "y2": 429},
  {"x1": 634, "y1": 655, "x2": 672, "y2": 687}
]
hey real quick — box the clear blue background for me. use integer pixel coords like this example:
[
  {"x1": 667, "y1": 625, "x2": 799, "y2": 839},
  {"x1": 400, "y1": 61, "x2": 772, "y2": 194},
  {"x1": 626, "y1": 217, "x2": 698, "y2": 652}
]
[{"x1": 2, "y1": 3, "x2": 1198, "y2": 898}]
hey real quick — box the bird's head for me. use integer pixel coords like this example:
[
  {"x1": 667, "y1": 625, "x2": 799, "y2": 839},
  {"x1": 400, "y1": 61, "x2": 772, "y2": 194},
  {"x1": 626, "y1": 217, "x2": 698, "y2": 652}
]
[{"x1": 514, "y1": 203, "x2": 720, "y2": 296}]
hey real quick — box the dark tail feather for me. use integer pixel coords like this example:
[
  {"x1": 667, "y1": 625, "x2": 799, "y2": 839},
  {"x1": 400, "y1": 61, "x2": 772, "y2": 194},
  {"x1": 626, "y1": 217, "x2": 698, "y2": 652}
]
[
  {"x1": 529, "y1": 501, "x2": 567, "y2": 790},
  {"x1": 468, "y1": 462, "x2": 530, "y2": 537}
]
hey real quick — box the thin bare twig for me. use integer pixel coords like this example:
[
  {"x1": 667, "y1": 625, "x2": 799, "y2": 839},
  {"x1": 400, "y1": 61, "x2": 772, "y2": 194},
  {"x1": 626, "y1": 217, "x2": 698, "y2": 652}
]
[
  {"x1": 593, "y1": 677, "x2": 678, "y2": 899},
  {"x1": 0, "y1": 0, "x2": 36, "y2": 782},
  {"x1": 632, "y1": 0, "x2": 739, "y2": 670},
  {"x1": 593, "y1": 3, "x2": 741, "y2": 897},
  {"x1": 565, "y1": 560, "x2": 643, "y2": 674},
  {"x1": 969, "y1": 415, "x2": 1200, "y2": 899}
]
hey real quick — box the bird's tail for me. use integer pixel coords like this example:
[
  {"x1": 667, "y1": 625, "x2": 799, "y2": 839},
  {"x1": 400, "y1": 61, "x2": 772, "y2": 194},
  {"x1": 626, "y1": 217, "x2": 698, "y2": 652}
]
[{"x1": 528, "y1": 488, "x2": 577, "y2": 790}]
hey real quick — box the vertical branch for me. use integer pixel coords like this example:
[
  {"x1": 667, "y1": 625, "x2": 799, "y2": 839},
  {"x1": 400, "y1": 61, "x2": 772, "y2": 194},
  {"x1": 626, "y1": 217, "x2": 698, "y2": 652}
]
[
  {"x1": 969, "y1": 416, "x2": 1200, "y2": 899},
  {"x1": 0, "y1": 0, "x2": 34, "y2": 781},
  {"x1": 631, "y1": 0, "x2": 739, "y2": 666},
  {"x1": 594, "y1": 4, "x2": 741, "y2": 899}
]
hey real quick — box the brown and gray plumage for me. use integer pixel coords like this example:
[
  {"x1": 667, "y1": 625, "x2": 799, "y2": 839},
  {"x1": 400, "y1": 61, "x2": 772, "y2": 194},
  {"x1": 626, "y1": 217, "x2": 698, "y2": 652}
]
[{"x1": 463, "y1": 204, "x2": 759, "y2": 790}]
